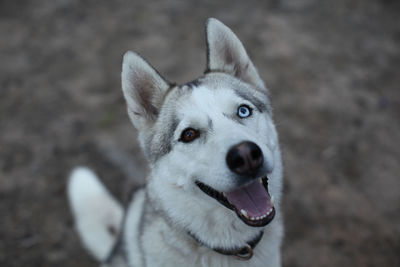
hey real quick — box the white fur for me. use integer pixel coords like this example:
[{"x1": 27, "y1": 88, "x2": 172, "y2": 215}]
[
  {"x1": 68, "y1": 167, "x2": 123, "y2": 261},
  {"x1": 124, "y1": 189, "x2": 146, "y2": 267}
]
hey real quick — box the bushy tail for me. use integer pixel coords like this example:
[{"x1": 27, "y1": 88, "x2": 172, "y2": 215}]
[{"x1": 67, "y1": 167, "x2": 123, "y2": 261}]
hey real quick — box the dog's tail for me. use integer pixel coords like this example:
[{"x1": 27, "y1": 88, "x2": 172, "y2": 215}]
[{"x1": 67, "y1": 167, "x2": 123, "y2": 261}]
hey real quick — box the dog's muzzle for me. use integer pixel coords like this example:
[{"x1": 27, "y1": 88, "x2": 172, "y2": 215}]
[{"x1": 196, "y1": 176, "x2": 275, "y2": 227}]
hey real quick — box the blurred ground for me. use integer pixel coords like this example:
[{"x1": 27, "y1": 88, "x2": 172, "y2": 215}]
[{"x1": 0, "y1": 0, "x2": 399, "y2": 266}]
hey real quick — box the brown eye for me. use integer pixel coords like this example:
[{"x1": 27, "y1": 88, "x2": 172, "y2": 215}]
[{"x1": 180, "y1": 128, "x2": 199, "y2": 143}]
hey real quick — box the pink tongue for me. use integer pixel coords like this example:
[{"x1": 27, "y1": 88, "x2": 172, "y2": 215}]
[{"x1": 225, "y1": 180, "x2": 272, "y2": 217}]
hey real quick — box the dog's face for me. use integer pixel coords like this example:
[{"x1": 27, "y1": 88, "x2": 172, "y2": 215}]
[{"x1": 121, "y1": 19, "x2": 282, "y2": 248}]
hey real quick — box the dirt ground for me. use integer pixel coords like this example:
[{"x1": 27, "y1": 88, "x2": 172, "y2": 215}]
[{"x1": 1, "y1": 0, "x2": 399, "y2": 266}]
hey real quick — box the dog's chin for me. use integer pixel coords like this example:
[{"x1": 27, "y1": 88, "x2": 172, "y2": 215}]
[{"x1": 195, "y1": 176, "x2": 275, "y2": 227}]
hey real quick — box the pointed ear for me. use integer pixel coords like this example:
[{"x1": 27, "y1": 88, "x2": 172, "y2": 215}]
[
  {"x1": 121, "y1": 51, "x2": 170, "y2": 130},
  {"x1": 206, "y1": 18, "x2": 265, "y2": 90}
]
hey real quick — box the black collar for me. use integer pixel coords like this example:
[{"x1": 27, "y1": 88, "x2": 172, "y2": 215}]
[{"x1": 188, "y1": 230, "x2": 264, "y2": 261}]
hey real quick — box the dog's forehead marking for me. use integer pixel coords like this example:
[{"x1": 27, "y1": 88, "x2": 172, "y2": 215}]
[
  {"x1": 191, "y1": 73, "x2": 271, "y2": 113},
  {"x1": 166, "y1": 73, "x2": 270, "y2": 114},
  {"x1": 173, "y1": 86, "x2": 251, "y2": 132},
  {"x1": 185, "y1": 78, "x2": 202, "y2": 89},
  {"x1": 207, "y1": 116, "x2": 213, "y2": 130},
  {"x1": 183, "y1": 86, "x2": 235, "y2": 114}
]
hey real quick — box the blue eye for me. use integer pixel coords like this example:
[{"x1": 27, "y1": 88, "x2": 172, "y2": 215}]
[{"x1": 237, "y1": 105, "x2": 252, "y2": 118}]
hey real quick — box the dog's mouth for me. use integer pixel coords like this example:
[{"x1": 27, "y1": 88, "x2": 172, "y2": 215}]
[{"x1": 195, "y1": 177, "x2": 275, "y2": 227}]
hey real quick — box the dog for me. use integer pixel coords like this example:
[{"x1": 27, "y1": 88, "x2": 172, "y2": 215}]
[{"x1": 68, "y1": 18, "x2": 283, "y2": 267}]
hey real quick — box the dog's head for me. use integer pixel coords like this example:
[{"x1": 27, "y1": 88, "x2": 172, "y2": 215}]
[{"x1": 121, "y1": 18, "x2": 282, "y2": 247}]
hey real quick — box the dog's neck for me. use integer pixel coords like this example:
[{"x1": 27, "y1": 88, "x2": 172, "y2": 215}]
[{"x1": 187, "y1": 229, "x2": 264, "y2": 261}]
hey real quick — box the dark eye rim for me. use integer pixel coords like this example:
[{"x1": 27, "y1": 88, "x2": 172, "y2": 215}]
[
  {"x1": 237, "y1": 104, "x2": 253, "y2": 118},
  {"x1": 179, "y1": 128, "x2": 200, "y2": 143}
]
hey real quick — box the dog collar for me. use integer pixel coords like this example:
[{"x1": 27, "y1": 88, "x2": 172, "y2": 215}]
[{"x1": 188, "y1": 230, "x2": 264, "y2": 261}]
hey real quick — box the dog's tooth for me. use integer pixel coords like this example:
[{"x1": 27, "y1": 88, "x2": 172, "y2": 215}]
[
  {"x1": 271, "y1": 195, "x2": 275, "y2": 206},
  {"x1": 240, "y1": 209, "x2": 249, "y2": 219},
  {"x1": 266, "y1": 208, "x2": 272, "y2": 216},
  {"x1": 250, "y1": 216, "x2": 256, "y2": 221},
  {"x1": 259, "y1": 178, "x2": 263, "y2": 184}
]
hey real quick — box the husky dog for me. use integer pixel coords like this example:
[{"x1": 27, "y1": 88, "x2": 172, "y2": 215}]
[{"x1": 68, "y1": 18, "x2": 283, "y2": 267}]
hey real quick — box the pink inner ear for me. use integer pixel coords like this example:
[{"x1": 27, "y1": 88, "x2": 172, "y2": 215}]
[{"x1": 135, "y1": 76, "x2": 160, "y2": 119}]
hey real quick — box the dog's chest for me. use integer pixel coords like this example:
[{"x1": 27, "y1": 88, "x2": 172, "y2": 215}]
[{"x1": 118, "y1": 190, "x2": 281, "y2": 267}]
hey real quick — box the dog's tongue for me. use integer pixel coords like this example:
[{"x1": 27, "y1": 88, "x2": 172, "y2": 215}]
[{"x1": 225, "y1": 180, "x2": 272, "y2": 218}]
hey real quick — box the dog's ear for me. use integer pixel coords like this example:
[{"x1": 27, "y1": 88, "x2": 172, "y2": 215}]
[
  {"x1": 206, "y1": 18, "x2": 265, "y2": 90},
  {"x1": 121, "y1": 51, "x2": 170, "y2": 130}
]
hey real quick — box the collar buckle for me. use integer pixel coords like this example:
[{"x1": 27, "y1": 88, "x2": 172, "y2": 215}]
[{"x1": 233, "y1": 243, "x2": 253, "y2": 261}]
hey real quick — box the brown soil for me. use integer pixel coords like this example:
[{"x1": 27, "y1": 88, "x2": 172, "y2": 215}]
[{"x1": 1, "y1": 0, "x2": 399, "y2": 266}]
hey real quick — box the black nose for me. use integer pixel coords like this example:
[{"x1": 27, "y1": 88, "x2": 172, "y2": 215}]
[{"x1": 226, "y1": 141, "x2": 263, "y2": 177}]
